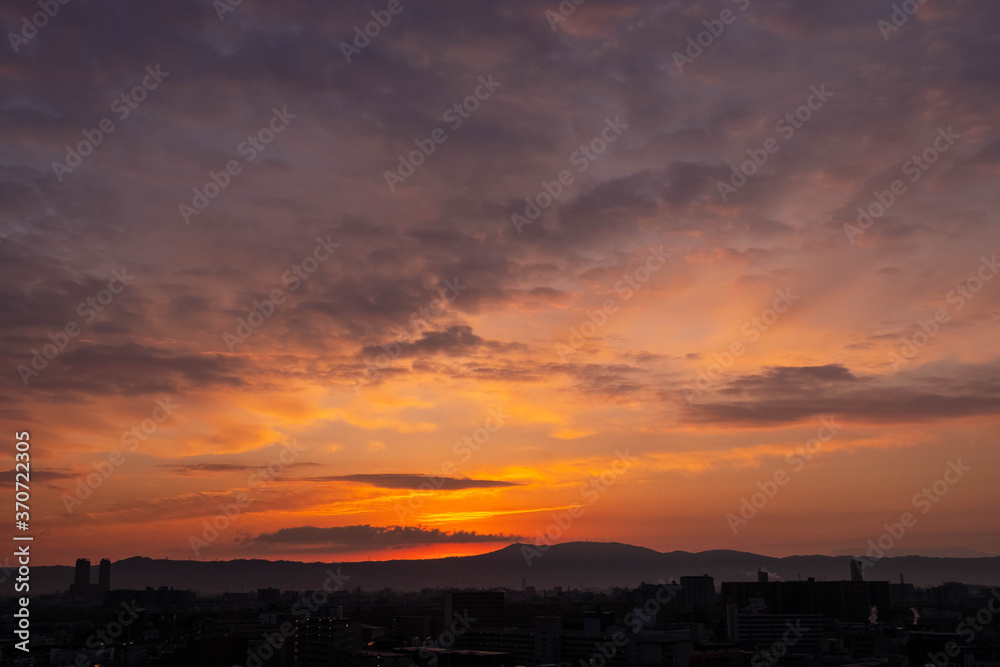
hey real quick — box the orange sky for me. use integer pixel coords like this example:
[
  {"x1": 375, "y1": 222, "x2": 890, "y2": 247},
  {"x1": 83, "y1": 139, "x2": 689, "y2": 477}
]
[{"x1": 2, "y1": 0, "x2": 999, "y2": 566}]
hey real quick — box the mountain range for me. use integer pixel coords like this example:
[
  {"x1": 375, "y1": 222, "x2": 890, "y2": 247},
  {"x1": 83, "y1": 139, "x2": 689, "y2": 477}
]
[{"x1": 7, "y1": 542, "x2": 998, "y2": 595}]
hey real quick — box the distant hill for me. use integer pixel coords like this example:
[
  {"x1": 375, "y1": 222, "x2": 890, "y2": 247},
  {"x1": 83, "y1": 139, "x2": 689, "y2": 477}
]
[{"x1": 6, "y1": 542, "x2": 998, "y2": 595}]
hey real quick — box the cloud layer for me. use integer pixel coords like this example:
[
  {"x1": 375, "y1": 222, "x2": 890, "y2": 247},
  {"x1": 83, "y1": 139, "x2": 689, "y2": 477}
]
[{"x1": 2, "y1": 0, "x2": 999, "y2": 563}]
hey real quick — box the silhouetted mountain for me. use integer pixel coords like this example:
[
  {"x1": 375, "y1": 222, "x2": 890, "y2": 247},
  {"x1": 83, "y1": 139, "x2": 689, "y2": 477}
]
[{"x1": 6, "y1": 542, "x2": 998, "y2": 595}]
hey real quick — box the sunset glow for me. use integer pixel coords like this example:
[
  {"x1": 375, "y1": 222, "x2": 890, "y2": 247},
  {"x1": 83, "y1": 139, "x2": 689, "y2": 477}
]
[{"x1": 3, "y1": 0, "x2": 999, "y2": 567}]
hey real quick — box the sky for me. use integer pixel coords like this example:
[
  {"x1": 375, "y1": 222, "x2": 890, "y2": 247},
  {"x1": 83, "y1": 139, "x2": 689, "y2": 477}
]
[{"x1": 2, "y1": 0, "x2": 999, "y2": 567}]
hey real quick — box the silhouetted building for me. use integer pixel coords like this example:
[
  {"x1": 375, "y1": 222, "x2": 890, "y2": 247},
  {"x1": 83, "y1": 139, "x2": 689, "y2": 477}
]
[
  {"x1": 928, "y1": 581, "x2": 969, "y2": 606},
  {"x1": 533, "y1": 616, "x2": 561, "y2": 664},
  {"x1": 394, "y1": 615, "x2": 438, "y2": 643},
  {"x1": 259, "y1": 587, "x2": 281, "y2": 605},
  {"x1": 889, "y1": 574, "x2": 916, "y2": 603},
  {"x1": 50, "y1": 647, "x2": 114, "y2": 666},
  {"x1": 452, "y1": 628, "x2": 534, "y2": 664},
  {"x1": 732, "y1": 610, "x2": 823, "y2": 654},
  {"x1": 74, "y1": 558, "x2": 90, "y2": 586},
  {"x1": 631, "y1": 635, "x2": 693, "y2": 667},
  {"x1": 679, "y1": 574, "x2": 716, "y2": 612},
  {"x1": 721, "y1": 577, "x2": 890, "y2": 622},
  {"x1": 444, "y1": 591, "x2": 504, "y2": 629},
  {"x1": 341, "y1": 650, "x2": 412, "y2": 667},
  {"x1": 629, "y1": 580, "x2": 681, "y2": 619},
  {"x1": 296, "y1": 617, "x2": 362, "y2": 667},
  {"x1": 437, "y1": 650, "x2": 513, "y2": 667},
  {"x1": 401, "y1": 647, "x2": 513, "y2": 667},
  {"x1": 105, "y1": 586, "x2": 194, "y2": 609},
  {"x1": 582, "y1": 610, "x2": 616, "y2": 633},
  {"x1": 850, "y1": 559, "x2": 864, "y2": 582},
  {"x1": 99, "y1": 558, "x2": 111, "y2": 591},
  {"x1": 69, "y1": 557, "x2": 104, "y2": 599}
]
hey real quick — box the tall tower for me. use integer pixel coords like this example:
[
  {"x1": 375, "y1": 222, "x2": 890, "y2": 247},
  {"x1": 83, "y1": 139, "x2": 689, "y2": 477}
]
[
  {"x1": 850, "y1": 559, "x2": 864, "y2": 582},
  {"x1": 99, "y1": 558, "x2": 111, "y2": 591},
  {"x1": 74, "y1": 558, "x2": 90, "y2": 587}
]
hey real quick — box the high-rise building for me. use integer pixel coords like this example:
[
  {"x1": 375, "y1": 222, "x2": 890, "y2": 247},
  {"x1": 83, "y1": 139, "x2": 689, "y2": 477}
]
[
  {"x1": 850, "y1": 559, "x2": 864, "y2": 582},
  {"x1": 70, "y1": 557, "x2": 112, "y2": 600},
  {"x1": 98, "y1": 558, "x2": 111, "y2": 591},
  {"x1": 74, "y1": 558, "x2": 90, "y2": 587}
]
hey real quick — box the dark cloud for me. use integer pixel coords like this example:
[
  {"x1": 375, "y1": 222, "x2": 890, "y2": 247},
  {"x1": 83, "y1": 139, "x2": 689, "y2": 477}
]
[
  {"x1": 252, "y1": 524, "x2": 523, "y2": 549},
  {"x1": 18, "y1": 343, "x2": 246, "y2": 396},
  {"x1": 2, "y1": 0, "x2": 997, "y2": 397},
  {"x1": 558, "y1": 363, "x2": 646, "y2": 398},
  {"x1": 359, "y1": 325, "x2": 523, "y2": 360},
  {"x1": 304, "y1": 474, "x2": 521, "y2": 490},
  {"x1": 681, "y1": 364, "x2": 1000, "y2": 426},
  {"x1": 719, "y1": 364, "x2": 860, "y2": 396},
  {"x1": 0, "y1": 468, "x2": 75, "y2": 487}
]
